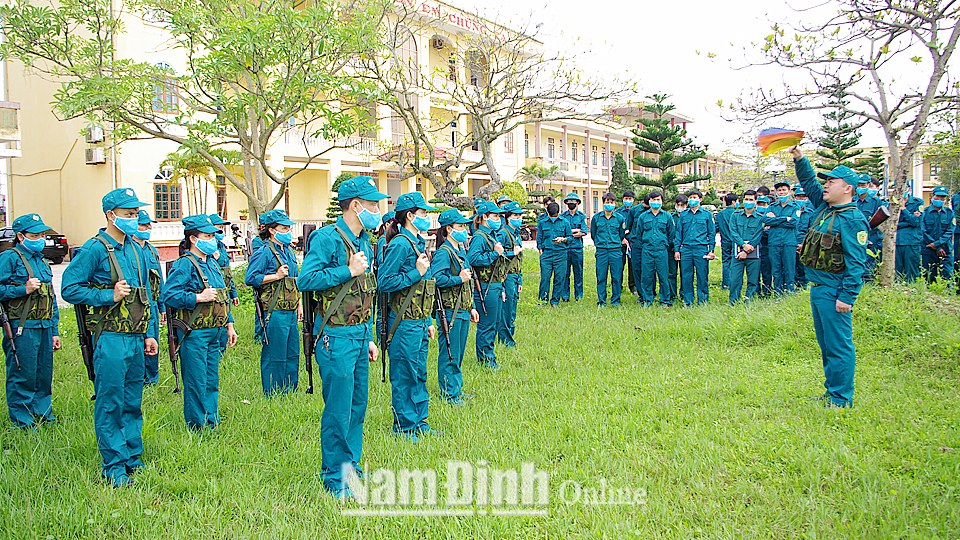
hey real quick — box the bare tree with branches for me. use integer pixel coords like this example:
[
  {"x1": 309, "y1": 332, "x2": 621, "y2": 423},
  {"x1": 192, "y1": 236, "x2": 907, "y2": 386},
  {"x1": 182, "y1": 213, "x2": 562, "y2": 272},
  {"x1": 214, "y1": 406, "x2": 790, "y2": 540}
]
[{"x1": 733, "y1": 0, "x2": 960, "y2": 285}]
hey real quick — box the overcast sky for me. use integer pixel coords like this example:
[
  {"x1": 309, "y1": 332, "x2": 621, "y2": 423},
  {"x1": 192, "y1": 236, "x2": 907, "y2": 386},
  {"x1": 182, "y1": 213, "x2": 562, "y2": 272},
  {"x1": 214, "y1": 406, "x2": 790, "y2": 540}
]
[{"x1": 457, "y1": 0, "x2": 923, "y2": 156}]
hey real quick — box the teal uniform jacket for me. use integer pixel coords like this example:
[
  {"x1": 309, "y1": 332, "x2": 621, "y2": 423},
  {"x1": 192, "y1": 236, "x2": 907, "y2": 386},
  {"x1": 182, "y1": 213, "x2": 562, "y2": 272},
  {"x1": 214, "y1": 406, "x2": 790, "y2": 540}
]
[
  {"x1": 61, "y1": 229, "x2": 153, "y2": 484},
  {"x1": 624, "y1": 206, "x2": 648, "y2": 243},
  {"x1": 560, "y1": 209, "x2": 586, "y2": 301},
  {"x1": 590, "y1": 211, "x2": 626, "y2": 306},
  {"x1": 636, "y1": 210, "x2": 674, "y2": 248},
  {"x1": 857, "y1": 194, "x2": 888, "y2": 247},
  {"x1": 535, "y1": 217, "x2": 572, "y2": 304},
  {"x1": 560, "y1": 210, "x2": 587, "y2": 249},
  {"x1": 675, "y1": 208, "x2": 716, "y2": 249},
  {"x1": 497, "y1": 221, "x2": 522, "y2": 347},
  {"x1": 764, "y1": 200, "x2": 800, "y2": 245},
  {"x1": 590, "y1": 211, "x2": 626, "y2": 249},
  {"x1": 715, "y1": 206, "x2": 735, "y2": 242},
  {"x1": 430, "y1": 240, "x2": 472, "y2": 399},
  {"x1": 921, "y1": 205, "x2": 955, "y2": 253},
  {"x1": 467, "y1": 224, "x2": 505, "y2": 366},
  {"x1": 139, "y1": 241, "x2": 164, "y2": 384},
  {"x1": 379, "y1": 227, "x2": 432, "y2": 433},
  {"x1": 896, "y1": 199, "x2": 923, "y2": 246},
  {"x1": 297, "y1": 216, "x2": 375, "y2": 491},
  {"x1": 245, "y1": 240, "x2": 300, "y2": 396},
  {"x1": 0, "y1": 246, "x2": 60, "y2": 428},
  {"x1": 675, "y1": 207, "x2": 715, "y2": 305},
  {"x1": 161, "y1": 252, "x2": 233, "y2": 429},
  {"x1": 796, "y1": 156, "x2": 869, "y2": 407},
  {"x1": 215, "y1": 240, "x2": 239, "y2": 300},
  {"x1": 727, "y1": 209, "x2": 766, "y2": 303},
  {"x1": 795, "y1": 204, "x2": 815, "y2": 243}
]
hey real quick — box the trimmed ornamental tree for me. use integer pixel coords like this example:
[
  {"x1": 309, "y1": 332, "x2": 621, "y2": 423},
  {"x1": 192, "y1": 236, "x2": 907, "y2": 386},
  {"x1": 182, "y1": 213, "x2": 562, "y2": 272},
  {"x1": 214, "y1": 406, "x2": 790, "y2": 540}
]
[
  {"x1": 609, "y1": 153, "x2": 635, "y2": 198},
  {"x1": 325, "y1": 172, "x2": 355, "y2": 221}
]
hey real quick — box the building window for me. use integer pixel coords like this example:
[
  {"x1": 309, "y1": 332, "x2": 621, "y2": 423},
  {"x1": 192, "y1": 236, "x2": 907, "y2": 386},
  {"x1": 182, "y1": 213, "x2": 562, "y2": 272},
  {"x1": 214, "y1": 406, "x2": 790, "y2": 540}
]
[
  {"x1": 154, "y1": 182, "x2": 182, "y2": 220},
  {"x1": 547, "y1": 138, "x2": 554, "y2": 159},
  {"x1": 504, "y1": 132, "x2": 514, "y2": 154},
  {"x1": 571, "y1": 142, "x2": 577, "y2": 163},
  {"x1": 524, "y1": 133, "x2": 529, "y2": 157},
  {"x1": 216, "y1": 176, "x2": 227, "y2": 217},
  {"x1": 593, "y1": 191, "x2": 598, "y2": 211},
  {"x1": 153, "y1": 77, "x2": 178, "y2": 114},
  {"x1": 592, "y1": 146, "x2": 598, "y2": 165},
  {"x1": 602, "y1": 152, "x2": 607, "y2": 167}
]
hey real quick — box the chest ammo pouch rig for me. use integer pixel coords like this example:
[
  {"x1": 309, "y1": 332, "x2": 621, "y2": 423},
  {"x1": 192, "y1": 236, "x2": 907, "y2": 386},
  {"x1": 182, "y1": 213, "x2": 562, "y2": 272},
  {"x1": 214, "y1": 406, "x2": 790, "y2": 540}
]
[
  {"x1": 84, "y1": 234, "x2": 151, "y2": 339},
  {"x1": 144, "y1": 242, "x2": 162, "y2": 303},
  {"x1": 259, "y1": 242, "x2": 301, "y2": 321},
  {"x1": 4, "y1": 247, "x2": 55, "y2": 336},
  {"x1": 175, "y1": 253, "x2": 230, "y2": 330},
  {"x1": 437, "y1": 245, "x2": 473, "y2": 313},
  {"x1": 799, "y1": 207, "x2": 853, "y2": 274},
  {"x1": 388, "y1": 234, "x2": 436, "y2": 341},
  {"x1": 313, "y1": 226, "x2": 378, "y2": 334},
  {"x1": 502, "y1": 229, "x2": 522, "y2": 274},
  {"x1": 473, "y1": 230, "x2": 508, "y2": 283}
]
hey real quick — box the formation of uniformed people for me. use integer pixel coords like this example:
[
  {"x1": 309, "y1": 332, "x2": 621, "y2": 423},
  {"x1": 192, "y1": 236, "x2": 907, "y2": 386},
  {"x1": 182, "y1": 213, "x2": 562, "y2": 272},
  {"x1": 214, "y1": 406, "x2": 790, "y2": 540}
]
[{"x1": 6, "y1": 166, "x2": 960, "y2": 494}]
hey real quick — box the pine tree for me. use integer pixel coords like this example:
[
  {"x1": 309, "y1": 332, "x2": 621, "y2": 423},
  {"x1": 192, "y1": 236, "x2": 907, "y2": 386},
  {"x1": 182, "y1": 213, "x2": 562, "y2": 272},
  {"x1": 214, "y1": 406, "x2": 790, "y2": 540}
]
[
  {"x1": 326, "y1": 172, "x2": 355, "y2": 221},
  {"x1": 815, "y1": 89, "x2": 864, "y2": 171},
  {"x1": 855, "y1": 148, "x2": 885, "y2": 181},
  {"x1": 631, "y1": 94, "x2": 710, "y2": 211},
  {"x1": 610, "y1": 153, "x2": 633, "y2": 198}
]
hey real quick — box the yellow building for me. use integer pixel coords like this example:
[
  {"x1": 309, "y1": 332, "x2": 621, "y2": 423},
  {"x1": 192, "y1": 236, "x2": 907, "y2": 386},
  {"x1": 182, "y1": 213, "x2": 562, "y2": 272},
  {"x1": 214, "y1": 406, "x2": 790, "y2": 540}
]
[{"x1": 3, "y1": 0, "x2": 717, "y2": 257}]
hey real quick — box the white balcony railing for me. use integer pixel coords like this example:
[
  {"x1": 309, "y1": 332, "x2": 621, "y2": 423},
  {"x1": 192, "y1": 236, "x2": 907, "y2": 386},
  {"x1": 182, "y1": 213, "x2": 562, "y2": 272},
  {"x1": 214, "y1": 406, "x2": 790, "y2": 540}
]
[{"x1": 283, "y1": 131, "x2": 377, "y2": 155}]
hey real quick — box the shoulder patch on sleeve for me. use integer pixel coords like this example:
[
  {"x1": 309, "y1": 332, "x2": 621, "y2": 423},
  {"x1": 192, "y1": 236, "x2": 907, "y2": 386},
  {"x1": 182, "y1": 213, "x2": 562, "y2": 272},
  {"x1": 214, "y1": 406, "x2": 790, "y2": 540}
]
[{"x1": 857, "y1": 231, "x2": 868, "y2": 245}]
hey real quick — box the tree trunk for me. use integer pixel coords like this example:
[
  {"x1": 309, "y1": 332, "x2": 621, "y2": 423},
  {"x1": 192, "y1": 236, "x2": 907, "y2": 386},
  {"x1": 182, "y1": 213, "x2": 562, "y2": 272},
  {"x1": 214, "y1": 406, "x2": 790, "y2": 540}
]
[{"x1": 476, "y1": 138, "x2": 503, "y2": 200}]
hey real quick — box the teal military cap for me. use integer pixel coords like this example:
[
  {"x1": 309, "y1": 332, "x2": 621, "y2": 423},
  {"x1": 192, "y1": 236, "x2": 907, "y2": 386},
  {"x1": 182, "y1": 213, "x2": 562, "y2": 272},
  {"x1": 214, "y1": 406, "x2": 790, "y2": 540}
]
[
  {"x1": 182, "y1": 214, "x2": 220, "y2": 234},
  {"x1": 794, "y1": 187, "x2": 806, "y2": 196},
  {"x1": 502, "y1": 201, "x2": 523, "y2": 214},
  {"x1": 476, "y1": 201, "x2": 507, "y2": 215},
  {"x1": 817, "y1": 166, "x2": 860, "y2": 187},
  {"x1": 339, "y1": 175, "x2": 387, "y2": 201},
  {"x1": 933, "y1": 185, "x2": 949, "y2": 197},
  {"x1": 438, "y1": 209, "x2": 471, "y2": 226},
  {"x1": 395, "y1": 192, "x2": 436, "y2": 212},
  {"x1": 259, "y1": 209, "x2": 296, "y2": 226},
  {"x1": 563, "y1": 192, "x2": 581, "y2": 203},
  {"x1": 208, "y1": 214, "x2": 230, "y2": 226},
  {"x1": 757, "y1": 195, "x2": 770, "y2": 204},
  {"x1": 382, "y1": 210, "x2": 396, "y2": 224},
  {"x1": 137, "y1": 210, "x2": 156, "y2": 225},
  {"x1": 102, "y1": 188, "x2": 148, "y2": 213},
  {"x1": 11, "y1": 213, "x2": 51, "y2": 234}
]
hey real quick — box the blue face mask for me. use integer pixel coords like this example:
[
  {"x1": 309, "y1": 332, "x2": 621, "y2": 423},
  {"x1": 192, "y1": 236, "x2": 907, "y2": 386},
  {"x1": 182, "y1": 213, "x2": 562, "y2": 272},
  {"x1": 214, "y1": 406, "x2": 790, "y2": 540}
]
[
  {"x1": 603, "y1": 203, "x2": 616, "y2": 212},
  {"x1": 796, "y1": 200, "x2": 807, "y2": 207},
  {"x1": 867, "y1": 188, "x2": 878, "y2": 197},
  {"x1": 856, "y1": 187, "x2": 868, "y2": 195},
  {"x1": 412, "y1": 215, "x2": 432, "y2": 232},
  {"x1": 450, "y1": 229, "x2": 469, "y2": 243},
  {"x1": 357, "y1": 207, "x2": 382, "y2": 229},
  {"x1": 549, "y1": 215, "x2": 559, "y2": 221},
  {"x1": 734, "y1": 202, "x2": 740, "y2": 209},
  {"x1": 933, "y1": 199, "x2": 945, "y2": 208},
  {"x1": 214, "y1": 231, "x2": 225, "y2": 241},
  {"x1": 623, "y1": 200, "x2": 634, "y2": 207},
  {"x1": 743, "y1": 201, "x2": 757, "y2": 210},
  {"x1": 133, "y1": 229, "x2": 151, "y2": 241},
  {"x1": 111, "y1": 213, "x2": 140, "y2": 236},
  {"x1": 275, "y1": 231, "x2": 293, "y2": 244},
  {"x1": 650, "y1": 201, "x2": 662, "y2": 210},
  {"x1": 778, "y1": 195, "x2": 789, "y2": 203},
  {"x1": 486, "y1": 217, "x2": 502, "y2": 230},
  {"x1": 689, "y1": 199, "x2": 700, "y2": 207},
  {"x1": 509, "y1": 217, "x2": 523, "y2": 228},
  {"x1": 21, "y1": 237, "x2": 45, "y2": 253},
  {"x1": 196, "y1": 237, "x2": 219, "y2": 255}
]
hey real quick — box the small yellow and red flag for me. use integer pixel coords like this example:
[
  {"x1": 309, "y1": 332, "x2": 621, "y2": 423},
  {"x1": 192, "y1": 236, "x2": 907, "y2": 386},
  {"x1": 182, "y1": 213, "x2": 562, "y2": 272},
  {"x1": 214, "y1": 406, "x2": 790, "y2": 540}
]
[{"x1": 757, "y1": 128, "x2": 804, "y2": 156}]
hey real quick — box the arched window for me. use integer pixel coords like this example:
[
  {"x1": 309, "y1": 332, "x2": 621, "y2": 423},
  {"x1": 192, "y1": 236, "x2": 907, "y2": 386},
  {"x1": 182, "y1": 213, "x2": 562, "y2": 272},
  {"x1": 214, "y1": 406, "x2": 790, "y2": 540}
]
[
  {"x1": 153, "y1": 62, "x2": 178, "y2": 114},
  {"x1": 393, "y1": 27, "x2": 418, "y2": 83},
  {"x1": 465, "y1": 50, "x2": 489, "y2": 87}
]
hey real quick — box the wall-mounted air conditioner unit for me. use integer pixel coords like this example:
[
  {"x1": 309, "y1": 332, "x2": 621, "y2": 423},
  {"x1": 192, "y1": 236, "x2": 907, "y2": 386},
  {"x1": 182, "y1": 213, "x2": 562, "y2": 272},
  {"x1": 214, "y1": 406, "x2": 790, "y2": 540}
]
[
  {"x1": 85, "y1": 126, "x2": 104, "y2": 143},
  {"x1": 85, "y1": 147, "x2": 106, "y2": 164}
]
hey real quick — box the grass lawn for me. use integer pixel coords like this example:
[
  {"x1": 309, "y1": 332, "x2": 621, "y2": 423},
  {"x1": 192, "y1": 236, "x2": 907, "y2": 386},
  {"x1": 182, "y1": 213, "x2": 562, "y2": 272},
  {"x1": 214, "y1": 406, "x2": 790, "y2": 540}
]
[{"x1": 2, "y1": 249, "x2": 959, "y2": 538}]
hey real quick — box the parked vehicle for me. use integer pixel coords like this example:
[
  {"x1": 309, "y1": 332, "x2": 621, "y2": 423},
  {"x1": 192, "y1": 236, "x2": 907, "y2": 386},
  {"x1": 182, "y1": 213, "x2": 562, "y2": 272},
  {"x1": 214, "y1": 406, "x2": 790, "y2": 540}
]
[{"x1": 0, "y1": 227, "x2": 70, "y2": 264}]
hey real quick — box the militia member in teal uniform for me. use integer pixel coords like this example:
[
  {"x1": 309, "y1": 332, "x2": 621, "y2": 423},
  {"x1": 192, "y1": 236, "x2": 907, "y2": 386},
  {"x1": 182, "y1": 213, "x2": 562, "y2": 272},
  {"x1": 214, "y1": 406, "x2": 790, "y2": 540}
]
[
  {"x1": 431, "y1": 210, "x2": 480, "y2": 403},
  {"x1": 0, "y1": 213, "x2": 61, "y2": 428},
  {"x1": 953, "y1": 191, "x2": 960, "y2": 291},
  {"x1": 560, "y1": 193, "x2": 587, "y2": 301},
  {"x1": 209, "y1": 214, "x2": 241, "y2": 309},
  {"x1": 792, "y1": 147, "x2": 869, "y2": 408},
  {"x1": 62, "y1": 188, "x2": 158, "y2": 487},
  {"x1": 716, "y1": 193, "x2": 738, "y2": 290},
  {"x1": 373, "y1": 210, "x2": 395, "y2": 346},
  {"x1": 669, "y1": 195, "x2": 688, "y2": 301},
  {"x1": 467, "y1": 201, "x2": 508, "y2": 368},
  {"x1": 132, "y1": 210, "x2": 164, "y2": 384},
  {"x1": 728, "y1": 191, "x2": 765, "y2": 304},
  {"x1": 794, "y1": 188, "x2": 814, "y2": 288},
  {"x1": 536, "y1": 202, "x2": 571, "y2": 306},
  {"x1": 623, "y1": 195, "x2": 648, "y2": 303},
  {"x1": 468, "y1": 198, "x2": 484, "y2": 235},
  {"x1": 590, "y1": 193, "x2": 626, "y2": 306},
  {"x1": 855, "y1": 174, "x2": 888, "y2": 280},
  {"x1": 245, "y1": 209, "x2": 302, "y2": 396},
  {"x1": 497, "y1": 202, "x2": 524, "y2": 346},
  {"x1": 161, "y1": 215, "x2": 239, "y2": 429},
  {"x1": 674, "y1": 190, "x2": 717, "y2": 306},
  {"x1": 379, "y1": 192, "x2": 438, "y2": 441},
  {"x1": 895, "y1": 195, "x2": 924, "y2": 282},
  {"x1": 756, "y1": 193, "x2": 774, "y2": 296},
  {"x1": 636, "y1": 191, "x2": 675, "y2": 307},
  {"x1": 616, "y1": 191, "x2": 637, "y2": 295},
  {"x1": 496, "y1": 195, "x2": 512, "y2": 209},
  {"x1": 765, "y1": 181, "x2": 800, "y2": 294},
  {"x1": 298, "y1": 176, "x2": 384, "y2": 497},
  {"x1": 921, "y1": 185, "x2": 955, "y2": 283}
]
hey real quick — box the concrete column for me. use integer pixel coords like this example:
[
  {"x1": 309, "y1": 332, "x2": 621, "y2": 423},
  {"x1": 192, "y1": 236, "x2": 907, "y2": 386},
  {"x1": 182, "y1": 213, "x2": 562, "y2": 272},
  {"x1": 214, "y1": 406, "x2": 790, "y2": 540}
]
[
  {"x1": 605, "y1": 135, "x2": 611, "y2": 189},
  {"x1": 584, "y1": 129, "x2": 591, "y2": 217},
  {"x1": 561, "y1": 125, "x2": 567, "y2": 162},
  {"x1": 534, "y1": 122, "x2": 542, "y2": 158},
  {"x1": 624, "y1": 137, "x2": 631, "y2": 175}
]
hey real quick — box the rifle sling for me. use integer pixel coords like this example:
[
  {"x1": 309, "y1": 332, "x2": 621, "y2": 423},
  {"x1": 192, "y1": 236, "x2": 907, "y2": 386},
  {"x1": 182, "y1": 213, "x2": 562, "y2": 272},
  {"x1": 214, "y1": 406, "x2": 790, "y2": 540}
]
[
  {"x1": 90, "y1": 234, "x2": 144, "y2": 345},
  {"x1": 386, "y1": 233, "x2": 425, "y2": 343},
  {"x1": 11, "y1": 247, "x2": 44, "y2": 336}
]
